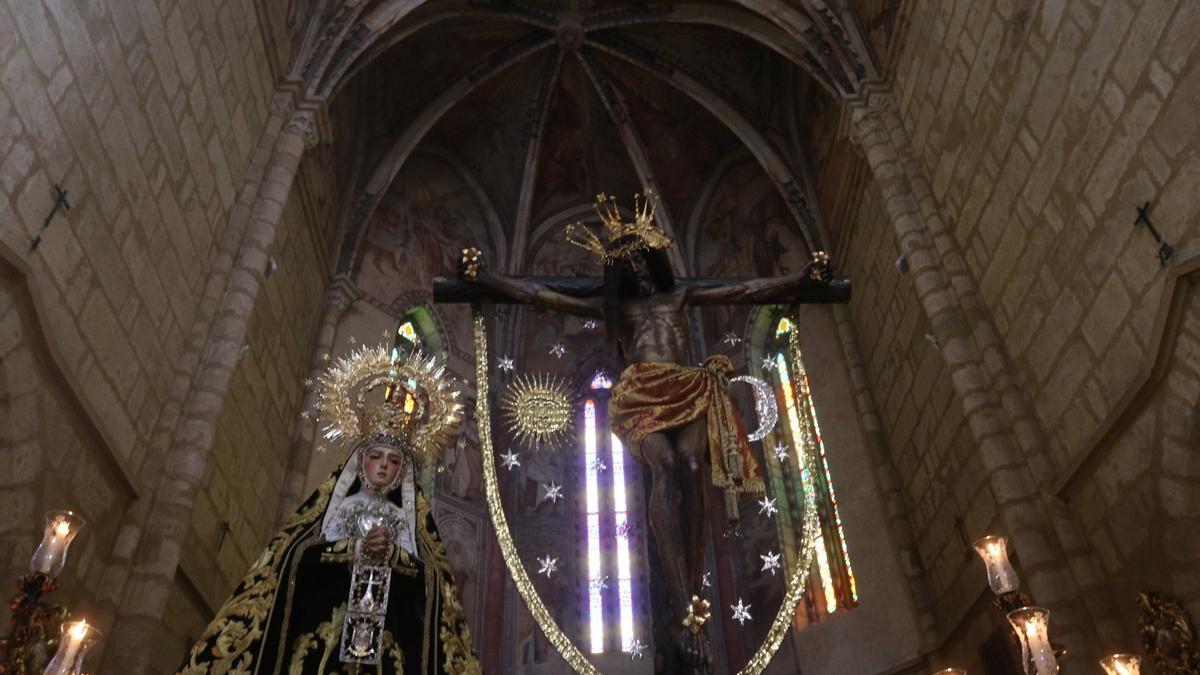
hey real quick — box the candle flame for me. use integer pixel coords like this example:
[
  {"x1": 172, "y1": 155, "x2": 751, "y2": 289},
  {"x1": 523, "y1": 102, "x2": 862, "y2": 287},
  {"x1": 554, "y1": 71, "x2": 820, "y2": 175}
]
[
  {"x1": 1102, "y1": 654, "x2": 1140, "y2": 675},
  {"x1": 986, "y1": 541, "x2": 1002, "y2": 558},
  {"x1": 54, "y1": 520, "x2": 70, "y2": 537},
  {"x1": 69, "y1": 620, "x2": 89, "y2": 640}
]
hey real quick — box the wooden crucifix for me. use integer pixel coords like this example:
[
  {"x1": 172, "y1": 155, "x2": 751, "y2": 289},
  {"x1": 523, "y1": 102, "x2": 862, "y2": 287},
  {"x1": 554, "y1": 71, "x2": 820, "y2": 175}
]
[{"x1": 432, "y1": 197, "x2": 850, "y2": 672}]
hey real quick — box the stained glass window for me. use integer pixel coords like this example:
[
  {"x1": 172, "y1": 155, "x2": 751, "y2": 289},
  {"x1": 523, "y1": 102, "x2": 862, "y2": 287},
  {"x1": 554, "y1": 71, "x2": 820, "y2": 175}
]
[
  {"x1": 392, "y1": 309, "x2": 446, "y2": 355},
  {"x1": 397, "y1": 321, "x2": 418, "y2": 344},
  {"x1": 583, "y1": 400, "x2": 604, "y2": 653},
  {"x1": 775, "y1": 316, "x2": 795, "y2": 337},
  {"x1": 581, "y1": 397, "x2": 639, "y2": 653},
  {"x1": 772, "y1": 316, "x2": 857, "y2": 616},
  {"x1": 611, "y1": 433, "x2": 635, "y2": 650},
  {"x1": 590, "y1": 371, "x2": 613, "y2": 390}
]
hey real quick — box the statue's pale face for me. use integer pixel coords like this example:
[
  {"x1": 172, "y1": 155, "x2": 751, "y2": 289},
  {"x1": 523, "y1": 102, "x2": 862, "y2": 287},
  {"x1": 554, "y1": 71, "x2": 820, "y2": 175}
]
[{"x1": 363, "y1": 446, "x2": 404, "y2": 488}]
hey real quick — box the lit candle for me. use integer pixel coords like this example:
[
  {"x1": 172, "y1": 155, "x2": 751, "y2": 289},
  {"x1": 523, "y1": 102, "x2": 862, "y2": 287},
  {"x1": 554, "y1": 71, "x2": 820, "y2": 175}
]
[
  {"x1": 45, "y1": 620, "x2": 101, "y2": 675},
  {"x1": 1099, "y1": 654, "x2": 1140, "y2": 675},
  {"x1": 1007, "y1": 607, "x2": 1057, "y2": 675},
  {"x1": 973, "y1": 535, "x2": 1019, "y2": 594},
  {"x1": 30, "y1": 511, "x2": 85, "y2": 578},
  {"x1": 932, "y1": 669, "x2": 967, "y2": 675}
]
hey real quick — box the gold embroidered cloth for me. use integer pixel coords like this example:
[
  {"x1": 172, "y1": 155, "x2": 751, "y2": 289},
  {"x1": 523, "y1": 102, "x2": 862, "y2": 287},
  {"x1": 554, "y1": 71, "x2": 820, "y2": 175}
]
[
  {"x1": 178, "y1": 454, "x2": 479, "y2": 675},
  {"x1": 609, "y1": 355, "x2": 764, "y2": 494}
]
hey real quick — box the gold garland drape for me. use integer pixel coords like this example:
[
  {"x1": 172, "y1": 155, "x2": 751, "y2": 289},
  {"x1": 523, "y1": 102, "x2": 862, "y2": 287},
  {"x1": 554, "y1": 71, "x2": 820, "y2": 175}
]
[{"x1": 472, "y1": 308, "x2": 821, "y2": 674}]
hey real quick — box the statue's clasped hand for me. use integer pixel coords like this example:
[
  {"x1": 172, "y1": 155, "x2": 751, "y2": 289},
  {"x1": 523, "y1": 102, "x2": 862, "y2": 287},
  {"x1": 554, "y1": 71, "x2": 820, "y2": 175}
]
[
  {"x1": 459, "y1": 246, "x2": 483, "y2": 280},
  {"x1": 363, "y1": 524, "x2": 391, "y2": 558}
]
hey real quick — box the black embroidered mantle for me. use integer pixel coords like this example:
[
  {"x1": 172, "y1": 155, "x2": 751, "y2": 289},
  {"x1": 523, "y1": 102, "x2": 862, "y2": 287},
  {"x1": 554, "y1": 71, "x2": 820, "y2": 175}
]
[{"x1": 179, "y1": 461, "x2": 479, "y2": 675}]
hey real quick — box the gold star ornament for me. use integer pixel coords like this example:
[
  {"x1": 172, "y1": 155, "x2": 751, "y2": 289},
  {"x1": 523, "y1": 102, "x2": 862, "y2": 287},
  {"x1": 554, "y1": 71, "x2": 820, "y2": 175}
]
[{"x1": 682, "y1": 595, "x2": 712, "y2": 635}]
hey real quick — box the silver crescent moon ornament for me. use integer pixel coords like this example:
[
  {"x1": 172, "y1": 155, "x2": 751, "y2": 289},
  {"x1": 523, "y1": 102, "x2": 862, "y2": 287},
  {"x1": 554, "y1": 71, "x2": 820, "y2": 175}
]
[{"x1": 730, "y1": 375, "x2": 778, "y2": 442}]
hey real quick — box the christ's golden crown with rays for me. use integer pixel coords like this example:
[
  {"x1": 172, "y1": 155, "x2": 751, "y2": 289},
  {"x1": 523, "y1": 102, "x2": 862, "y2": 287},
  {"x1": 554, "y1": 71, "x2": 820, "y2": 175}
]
[{"x1": 565, "y1": 188, "x2": 674, "y2": 265}]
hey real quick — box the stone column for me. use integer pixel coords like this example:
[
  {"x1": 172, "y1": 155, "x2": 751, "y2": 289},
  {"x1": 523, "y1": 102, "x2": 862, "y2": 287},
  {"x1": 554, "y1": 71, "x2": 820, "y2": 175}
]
[
  {"x1": 93, "y1": 90, "x2": 295, "y2": 632},
  {"x1": 274, "y1": 279, "x2": 357, "y2": 525},
  {"x1": 848, "y1": 91, "x2": 1096, "y2": 664},
  {"x1": 875, "y1": 96, "x2": 1123, "y2": 644},
  {"x1": 878, "y1": 102, "x2": 1056, "y2": 484},
  {"x1": 104, "y1": 105, "x2": 317, "y2": 674},
  {"x1": 831, "y1": 304, "x2": 937, "y2": 647}
]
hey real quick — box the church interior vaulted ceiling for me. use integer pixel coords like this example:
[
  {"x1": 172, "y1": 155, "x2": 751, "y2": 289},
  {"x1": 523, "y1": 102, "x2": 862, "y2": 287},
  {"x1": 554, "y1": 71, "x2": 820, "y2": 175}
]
[{"x1": 1, "y1": 0, "x2": 1198, "y2": 674}]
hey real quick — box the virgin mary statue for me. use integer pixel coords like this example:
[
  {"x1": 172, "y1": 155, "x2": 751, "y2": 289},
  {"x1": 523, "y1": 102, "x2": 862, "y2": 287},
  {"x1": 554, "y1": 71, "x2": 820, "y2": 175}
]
[{"x1": 180, "y1": 348, "x2": 480, "y2": 674}]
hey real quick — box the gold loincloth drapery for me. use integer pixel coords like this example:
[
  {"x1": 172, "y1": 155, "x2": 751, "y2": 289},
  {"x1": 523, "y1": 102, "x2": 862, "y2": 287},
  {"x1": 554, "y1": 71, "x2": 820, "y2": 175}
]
[{"x1": 609, "y1": 355, "x2": 764, "y2": 494}]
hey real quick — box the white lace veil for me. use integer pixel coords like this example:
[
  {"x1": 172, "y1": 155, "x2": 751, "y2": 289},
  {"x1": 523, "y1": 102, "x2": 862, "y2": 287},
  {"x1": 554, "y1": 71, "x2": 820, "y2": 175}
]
[{"x1": 320, "y1": 443, "x2": 418, "y2": 551}]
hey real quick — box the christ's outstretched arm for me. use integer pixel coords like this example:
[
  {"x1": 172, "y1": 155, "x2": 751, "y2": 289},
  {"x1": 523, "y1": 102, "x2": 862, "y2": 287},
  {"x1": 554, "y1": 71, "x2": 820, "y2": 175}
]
[
  {"x1": 454, "y1": 247, "x2": 603, "y2": 318},
  {"x1": 683, "y1": 256, "x2": 848, "y2": 306}
]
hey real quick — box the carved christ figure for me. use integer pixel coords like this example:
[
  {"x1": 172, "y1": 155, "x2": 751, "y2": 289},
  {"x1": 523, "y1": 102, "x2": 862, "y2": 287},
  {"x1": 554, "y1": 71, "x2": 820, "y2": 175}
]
[{"x1": 443, "y1": 191, "x2": 848, "y2": 672}]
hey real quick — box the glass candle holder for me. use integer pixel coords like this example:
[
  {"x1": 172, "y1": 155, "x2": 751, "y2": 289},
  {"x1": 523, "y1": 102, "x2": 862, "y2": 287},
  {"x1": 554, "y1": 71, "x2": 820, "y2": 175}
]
[
  {"x1": 933, "y1": 669, "x2": 967, "y2": 675},
  {"x1": 45, "y1": 620, "x2": 101, "y2": 675},
  {"x1": 1099, "y1": 654, "x2": 1141, "y2": 675},
  {"x1": 30, "y1": 510, "x2": 86, "y2": 578},
  {"x1": 1007, "y1": 606, "x2": 1057, "y2": 675},
  {"x1": 973, "y1": 535, "x2": 1019, "y2": 594}
]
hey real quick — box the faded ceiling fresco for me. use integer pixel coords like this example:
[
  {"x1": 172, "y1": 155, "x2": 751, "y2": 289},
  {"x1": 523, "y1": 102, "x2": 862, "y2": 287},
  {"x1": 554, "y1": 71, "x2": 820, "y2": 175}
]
[
  {"x1": 331, "y1": 0, "x2": 894, "y2": 286},
  {"x1": 356, "y1": 154, "x2": 496, "y2": 309}
]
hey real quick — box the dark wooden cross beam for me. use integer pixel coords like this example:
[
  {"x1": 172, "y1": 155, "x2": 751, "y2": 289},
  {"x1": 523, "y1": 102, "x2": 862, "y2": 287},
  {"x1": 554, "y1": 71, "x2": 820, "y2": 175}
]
[{"x1": 433, "y1": 275, "x2": 852, "y2": 305}]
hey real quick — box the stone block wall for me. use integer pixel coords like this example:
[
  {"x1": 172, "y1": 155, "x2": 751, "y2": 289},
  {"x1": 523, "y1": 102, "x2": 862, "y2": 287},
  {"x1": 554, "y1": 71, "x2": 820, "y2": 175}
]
[
  {"x1": 0, "y1": 265, "x2": 135, "y2": 635},
  {"x1": 1060, "y1": 271, "x2": 1200, "y2": 648},
  {"x1": 0, "y1": 0, "x2": 275, "y2": 488},
  {"x1": 0, "y1": 0, "x2": 336, "y2": 666},
  {"x1": 892, "y1": 0, "x2": 1200, "y2": 472},
  {"x1": 181, "y1": 152, "x2": 333, "y2": 613},
  {"x1": 830, "y1": 0, "x2": 1200, "y2": 666},
  {"x1": 0, "y1": 0, "x2": 276, "y2": 471},
  {"x1": 154, "y1": 571, "x2": 211, "y2": 674},
  {"x1": 835, "y1": 170, "x2": 992, "y2": 637}
]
